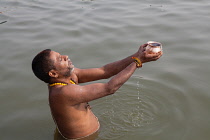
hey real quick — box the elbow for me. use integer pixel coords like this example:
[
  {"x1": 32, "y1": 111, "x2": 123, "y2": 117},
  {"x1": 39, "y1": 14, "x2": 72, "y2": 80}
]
[
  {"x1": 102, "y1": 72, "x2": 113, "y2": 79},
  {"x1": 108, "y1": 89, "x2": 116, "y2": 95},
  {"x1": 106, "y1": 83, "x2": 118, "y2": 95},
  {"x1": 101, "y1": 67, "x2": 116, "y2": 79}
]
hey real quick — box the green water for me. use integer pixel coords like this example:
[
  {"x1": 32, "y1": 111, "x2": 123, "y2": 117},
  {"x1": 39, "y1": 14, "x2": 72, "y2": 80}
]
[{"x1": 1, "y1": 0, "x2": 210, "y2": 140}]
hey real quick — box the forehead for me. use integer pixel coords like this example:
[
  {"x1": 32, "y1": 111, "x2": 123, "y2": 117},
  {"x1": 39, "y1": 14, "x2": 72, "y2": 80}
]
[{"x1": 49, "y1": 51, "x2": 60, "y2": 61}]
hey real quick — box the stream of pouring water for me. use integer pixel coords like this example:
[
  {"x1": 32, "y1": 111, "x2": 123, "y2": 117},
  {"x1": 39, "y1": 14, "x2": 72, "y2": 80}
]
[{"x1": 134, "y1": 79, "x2": 144, "y2": 127}]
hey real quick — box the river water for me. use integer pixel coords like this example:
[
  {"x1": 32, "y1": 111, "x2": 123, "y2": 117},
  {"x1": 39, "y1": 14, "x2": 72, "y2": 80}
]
[{"x1": 1, "y1": 0, "x2": 210, "y2": 140}]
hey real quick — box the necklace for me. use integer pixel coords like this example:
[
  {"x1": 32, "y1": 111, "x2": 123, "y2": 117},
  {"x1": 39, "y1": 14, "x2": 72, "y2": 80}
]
[
  {"x1": 49, "y1": 83, "x2": 67, "y2": 86},
  {"x1": 49, "y1": 79, "x2": 76, "y2": 87}
]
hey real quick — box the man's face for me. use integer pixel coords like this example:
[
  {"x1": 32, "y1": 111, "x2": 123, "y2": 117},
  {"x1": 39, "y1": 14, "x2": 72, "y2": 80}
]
[{"x1": 49, "y1": 51, "x2": 74, "y2": 78}]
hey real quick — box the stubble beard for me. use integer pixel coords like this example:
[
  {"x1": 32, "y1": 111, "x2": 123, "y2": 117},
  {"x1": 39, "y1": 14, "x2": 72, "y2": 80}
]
[{"x1": 63, "y1": 66, "x2": 74, "y2": 78}]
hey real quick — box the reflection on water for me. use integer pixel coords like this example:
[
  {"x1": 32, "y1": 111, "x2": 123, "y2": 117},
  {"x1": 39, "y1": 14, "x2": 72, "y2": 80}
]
[
  {"x1": 1, "y1": 0, "x2": 210, "y2": 140},
  {"x1": 93, "y1": 75, "x2": 191, "y2": 140}
]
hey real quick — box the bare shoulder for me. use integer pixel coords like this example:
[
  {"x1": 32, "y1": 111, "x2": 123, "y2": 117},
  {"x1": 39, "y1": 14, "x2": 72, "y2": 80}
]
[
  {"x1": 51, "y1": 82, "x2": 110, "y2": 105},
  {"x1": 49, "y1": 85, "x2": 80, "y2": 106}
]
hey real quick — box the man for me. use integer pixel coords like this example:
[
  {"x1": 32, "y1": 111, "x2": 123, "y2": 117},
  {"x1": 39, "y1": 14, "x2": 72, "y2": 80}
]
[{"x1": 32, "y1": 43, "x2": 162, "y2": 140}]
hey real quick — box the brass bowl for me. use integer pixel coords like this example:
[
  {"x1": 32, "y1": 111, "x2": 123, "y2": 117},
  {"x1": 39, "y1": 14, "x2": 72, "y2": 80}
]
[{"x1": 146, "y1": 41, "x2": 162, "y2": 53}]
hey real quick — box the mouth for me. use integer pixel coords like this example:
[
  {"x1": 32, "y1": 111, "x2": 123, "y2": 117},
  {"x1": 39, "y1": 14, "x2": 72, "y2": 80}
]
[
  {"x1": 68, "y1": 59, "x2": 72, "y2": 65},
  {"x1": 68, "y1": 59, "x2": 74, "y2": 69},
  {"x1": 68, "y1": 59, "x2": 74, "y2": 73}
]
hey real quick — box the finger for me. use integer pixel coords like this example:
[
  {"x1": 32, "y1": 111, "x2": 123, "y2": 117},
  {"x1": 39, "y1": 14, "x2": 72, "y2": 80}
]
[
  {"x1": 145, "y1": 52, "x2": 158, "y2": 58},
  {"x1": 152, "y1": 52, "x2": 163, "y2": 60},
  {"x1": 141, "y1": 43, "x2": 148, "y2": 48},
  {"x1": 140, "y1": 44, "x2": 148, "y2": 51},
  {"x1": 145, "y1": 52, "x2": 162, "y2": 59},
  {"x1": 157, "y1": 51, "x2": 163, "y2": 58}
]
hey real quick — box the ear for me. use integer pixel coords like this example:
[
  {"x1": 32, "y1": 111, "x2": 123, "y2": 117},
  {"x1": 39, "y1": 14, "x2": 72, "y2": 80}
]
[{"x1": 48, "y1": 69, "x2": 58, "y2": 78}]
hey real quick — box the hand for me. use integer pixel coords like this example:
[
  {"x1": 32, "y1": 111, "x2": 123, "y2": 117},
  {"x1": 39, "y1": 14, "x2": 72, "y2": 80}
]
[{"x1": 138, "y1": 43, "x2": 163, "y2": 63}]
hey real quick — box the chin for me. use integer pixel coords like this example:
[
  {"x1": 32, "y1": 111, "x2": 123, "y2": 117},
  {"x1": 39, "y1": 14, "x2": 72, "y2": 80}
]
[{"x1": 70, "y1": 67, "x2": 74, "y2": 74}]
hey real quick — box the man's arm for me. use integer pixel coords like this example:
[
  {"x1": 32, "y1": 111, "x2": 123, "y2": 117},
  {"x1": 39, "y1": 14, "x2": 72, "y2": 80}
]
[
  {"x1": 63, "y1": 48, "x2": 162, "y2": 105},
  {"x1": 74, "y1": 53, "x2": 137, "y2": 83},
  {"x1": 75, "y1": 44, "x2": 162, "y2": 83},
  {"x1": 63, "y1": 62, "x2": 138, "y2": 105}
]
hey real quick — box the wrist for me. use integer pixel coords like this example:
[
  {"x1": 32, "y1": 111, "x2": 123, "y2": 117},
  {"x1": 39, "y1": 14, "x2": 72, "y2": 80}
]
[
  {"x1": 131, "y1": 57, "x2": 142, "y2": 68},
  {"x1": 132, "y1": 52, "x2": 145, "y2": 63}
]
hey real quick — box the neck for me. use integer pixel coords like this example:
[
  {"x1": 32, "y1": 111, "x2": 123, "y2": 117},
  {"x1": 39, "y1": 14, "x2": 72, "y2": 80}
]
[{"x1": 49, "y1": 77, "x2": 71, "y2": 85}]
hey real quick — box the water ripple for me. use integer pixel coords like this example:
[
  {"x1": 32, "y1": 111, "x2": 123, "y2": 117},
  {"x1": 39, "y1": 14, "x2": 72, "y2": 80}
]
[
  {"x1": 1, "y1": 0, "x2": 210, "y2": 140},
  {"x1": 92, "y1": 75, "x2": 191, "y2": 140}
]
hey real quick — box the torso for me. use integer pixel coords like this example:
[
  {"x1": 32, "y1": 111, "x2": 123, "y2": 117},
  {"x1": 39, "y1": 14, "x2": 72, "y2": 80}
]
[{"x1": 48, "y1": 82, "x2": 99, "y2": 139}]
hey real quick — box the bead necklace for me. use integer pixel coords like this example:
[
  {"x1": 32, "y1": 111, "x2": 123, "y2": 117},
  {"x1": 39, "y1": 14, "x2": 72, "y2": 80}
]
[
  {"x1": 49, "y1": 79, "x2": 76, "y2": 87},
  {"x1": 49, "y1": 83, "x2": 67, "y2": 86}
]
